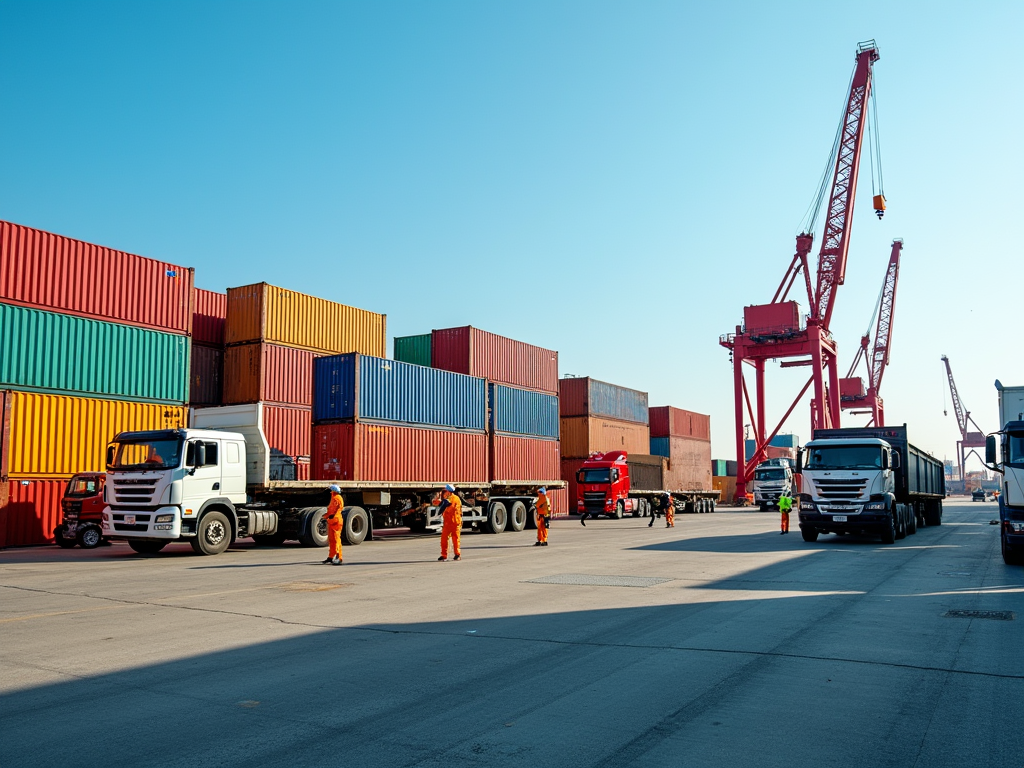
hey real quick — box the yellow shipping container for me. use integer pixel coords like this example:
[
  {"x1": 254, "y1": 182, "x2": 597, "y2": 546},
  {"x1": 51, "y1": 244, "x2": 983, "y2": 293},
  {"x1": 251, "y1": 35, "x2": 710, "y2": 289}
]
[
  {"x1": 560, "y1": 416, "x2": 650, "y2": 459},
  {"x1": 1, "y1": 390, "x2": 187, "y2": 479},
  {"x1": 225, "y1": 282, "x2": 386, "y2": 356},
  {"x1": 712, "y1": 475, "x2": 737, "y2": 505}
]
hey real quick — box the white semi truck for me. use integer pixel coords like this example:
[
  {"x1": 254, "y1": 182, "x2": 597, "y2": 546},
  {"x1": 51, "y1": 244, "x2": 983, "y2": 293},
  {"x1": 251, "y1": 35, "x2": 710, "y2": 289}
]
[
  {"x1": 751, "y1": 458, "x2": 794, "y2": 510},
  {"x1": 797, "y1": 425, "x2": 944, "y2": 544},
  {"x1": 986, "y1": 382, "x2": 1024, "y2": 565},
  {"x1": 100, "y1": 405, "x2": 556, "y2": 555}
]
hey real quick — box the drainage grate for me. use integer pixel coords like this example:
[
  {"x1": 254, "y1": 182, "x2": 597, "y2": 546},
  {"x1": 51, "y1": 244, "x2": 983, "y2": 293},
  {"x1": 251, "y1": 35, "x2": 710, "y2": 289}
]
[
  {"x1": 524, "y1": 574, "x2": 672, "y2": 588},
  {"x1": 944, "y1": 610, "x2": 1014, "y2": 621}
]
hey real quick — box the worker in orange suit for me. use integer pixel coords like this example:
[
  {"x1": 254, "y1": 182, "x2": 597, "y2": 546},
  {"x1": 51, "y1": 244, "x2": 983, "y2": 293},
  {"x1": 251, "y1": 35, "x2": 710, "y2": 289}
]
[
  {"x1": 664, "y1": 492, "x2": 675, "y2": 528},
  {"x1": 534, "y1": 488, "x2": 551, "y2": 546},
  {"x1": 322, "y1": 485, "x2": 344, "y2": 565},
  {"x1": 438, "y1": 484, "x2": 463, "y2": 561}
]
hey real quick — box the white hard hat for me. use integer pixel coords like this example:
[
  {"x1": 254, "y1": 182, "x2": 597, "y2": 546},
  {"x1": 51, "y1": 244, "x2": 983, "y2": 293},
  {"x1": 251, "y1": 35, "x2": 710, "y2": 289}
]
[{"x1": 329, "y1": 485, "x2": 341, "y2": 494}]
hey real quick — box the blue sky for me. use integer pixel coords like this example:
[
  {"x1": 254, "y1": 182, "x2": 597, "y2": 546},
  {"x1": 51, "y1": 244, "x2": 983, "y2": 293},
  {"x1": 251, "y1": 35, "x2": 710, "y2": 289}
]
[{"x1": 2, "y1": 1, "x2": 1021, "y2": 465}]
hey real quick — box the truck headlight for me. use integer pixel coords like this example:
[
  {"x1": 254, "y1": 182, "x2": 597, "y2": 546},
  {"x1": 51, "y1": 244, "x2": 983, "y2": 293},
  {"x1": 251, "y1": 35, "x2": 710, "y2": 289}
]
[
  {"x1": 155, "y1": 514, "x2": 175, "y2": 523},
  {"x1": 865, "y1": 502, "x2": 886, "y2": 510}
]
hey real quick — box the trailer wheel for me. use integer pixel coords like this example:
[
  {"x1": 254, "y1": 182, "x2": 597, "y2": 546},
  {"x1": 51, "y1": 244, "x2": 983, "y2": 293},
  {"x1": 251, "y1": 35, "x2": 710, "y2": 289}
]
[
  {"x1": 407, "y1": 517, "x2": 428, "y2": 533},
  {"x1": 77, "y1": 525, "x2": 103, "y2": 549},
  {"x1": 1002, "y1": 532, "x2": 1024, "y2": 566},
  {"x1": 252, "y1": 532, "x2": 287, "y2": 547},
  {"x1": 191, "y1": 511, "x2": 232, "y2": 555},
  {"x1": 906, "y1": 507, "x2": 917, "y2": 535},
  {"x1": 613, "y1": 501, "x2": 624, "y2": 520},
  {"x1": 484, "y1": 502, "x2": 507, "y2": 534},
  {"x1": 924, "y1": 500, "x2": 942, "y2": 527},
  {"x1": 895, "y1": 510, "x2": 907, "y2": 540},
  {"x1": 525, "y1": 505, "x2": 538, "y2": 529},
  {"x1": 800, "y1": 527, "x2": 819, "y2": 542},
  {"x1": 880, "y1": 512, "x2": 897, "y2": 544},
  {"x1": 709, "y1": 500, "x2": 716, "y2": 513},
  {"x1": 129, "y1": 540, "x2": 168, "y2": 554},
  {"x1": 507, "y1": 501, "x2": 527, "y2": 532},
  {"x1": 632, "y1": 499, "x2": 643, "y2": 518},
  {"x1": 54, "y1": 527, "x2": 77, "y2": 549},
  {"x1": 298, "y1": 507, "x2": 329, "y2": 548},
  {"x1": 343, "y1": 507, "x2": 369, "y2": 545}
]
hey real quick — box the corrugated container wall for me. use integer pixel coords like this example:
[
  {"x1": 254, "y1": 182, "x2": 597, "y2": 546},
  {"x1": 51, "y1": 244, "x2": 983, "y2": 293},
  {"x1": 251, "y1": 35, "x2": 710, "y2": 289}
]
[
  {"x1": 192, "y1": 288, "x2": 227, "y2": 347},
  {"x1": 263, "y1": 404, "x2": 312, "y2": 481},
  {"x1": 560, "y1": 416, "x2": 650, "y2": 458},
  {"x1": 628, "y1": 454, "x2": 667, "y2": 491},
  {"x1": 559, "y1": 377, "x2": 649, "y2": 424},
  {"x1": 712, "y1": 476, "x2": 737, "y2": 505},
  {"x1": 548, "y1": 487, "x2": 569, "y2": 518},
  {"x1": 189, "y1": 344, "x2": 223, "y2": 406},
  {"x1": 313, "y1": 354, "x2": 487, "y2": 431},
  {"x1": 651, "y1": 437, "x2": 670, "y2": 458},
  {"x1": 662, "y1": 436, "x2": 713, "y2": 492},
  {"x1": 0, "y1": 220, "x2": 194, "y2": 334},
  {"x1": 0, "y1": 303, "x2": 190, "y2": 404},
  {"x1": 313, "y1": 422, "x2": 487, "y2": 483},
  {"x1": 225, "y1": 283, "x2": 385, "y2": 356},
  {"x1": 711, "y1": 459, "x2": 729, "y2": 476},
  {"x1": 490, "y1": 435, "x2": 560, "y2": 483},
  {"x1": 1, "y1": 479, "x2": 65, "y2": 548},
  {"x1": 223, "y1": 343, "x2": 319, "y2": 406},
  {"x1": 649, "y1": 406, "x2": 711, "y2": 441},
  {"x1": 1, "y1": 391, "x2": 187, "y2": 478},
  {"x1": 393, "y1": 334, "x2": 432, "y2": 367},
  {"x1": 431, "y1": 326, "x2": 558, "y2": 394},
  {"x1": 561, "y1": 458, "x2": 585, "y2": 512},
  {"x1": 490, "y1": 384, "x2": 559, "y2": 439}
]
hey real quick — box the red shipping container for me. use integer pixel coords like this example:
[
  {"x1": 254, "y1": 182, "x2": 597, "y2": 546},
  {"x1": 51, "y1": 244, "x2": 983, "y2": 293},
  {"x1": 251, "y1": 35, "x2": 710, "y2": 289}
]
[
  {"x1": 1, "y1": 479, "x2": 66, "y2": 548},
  {"x1": 313, "y1": 422, "x2": 487, "y2": 483},
  {"x1": 548, "y1": 487, "x2": 569, "y2": 518},
  {"x1": 263, "y1": 404, "x2": 312, "y2": 460},
  {"x1": 432, "y1": 326, "x2": 558, "y2": 394},
  {"x1": 743, "y1": 301, "x2": 803, "y2": 335},
  {"x1": 490, "y1": 435, "x2": 560, "y2": 483},
  {"x1": 190, "y1": 344, "x2": 223, "y2": 406},
  {"x1": 561, "y1": 458, "x2": 585, "y2": 515},
  {"x1": 839, "y1": 377, "x2": 867, "y2": 398},
  {"x1": 192, "y1": 288, "x2": 227, "y2": 347},
  {"x1": 649, "y1": 406, "x2": 711, "y2": 440},
  {"x1": 662, "y1": 436, "x2": 713, "y2": 491},
  {"x1": 223, "y1": 342, "x2": 320, "y2": 406},
  {"x1": 0, "y1": 220, "x2": 194, "y2": 335},
  {"x1": 765, "y1": 445, "x2": 795, "y2": 462}
]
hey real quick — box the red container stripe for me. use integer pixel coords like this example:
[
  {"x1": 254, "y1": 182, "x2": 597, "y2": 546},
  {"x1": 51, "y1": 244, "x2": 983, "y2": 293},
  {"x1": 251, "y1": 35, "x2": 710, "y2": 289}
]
[
  {"x1": 490, "y1": 434, "x2": 560, "y2": 483},
  {"x1": 192, "y1": 288, "x2": 227, "y2": 347},
  {"x1": 313, "y1": 422, "x2": 487, "y2": 483},
  {"x1": 263, "y1": 404, "x2": 312, "y2": 459},
  {"x1": 223, "y1": 343, "x2": 320, "y2": 406},
  {"x1": 649, "y1": 406, "x2": 711, "y2": 440},
  {"x1": 1, "y1": 479, "x2": 66, "y2": 548},
  {"x1": 548, "y1": 487, "x2": 569, "y2": 518},
  {"x1": 0, "y1": 220, "x2": 194, "y2": 335},
  {"x1": 431, "y1": 326, "x2": 558, "y2": 394}
]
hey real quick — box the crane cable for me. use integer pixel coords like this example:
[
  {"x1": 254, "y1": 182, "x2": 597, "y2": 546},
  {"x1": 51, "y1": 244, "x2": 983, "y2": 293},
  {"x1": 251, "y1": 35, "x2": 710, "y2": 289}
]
[{"x1": 867, "y1": 74, "x2": 884, "y2": 200}]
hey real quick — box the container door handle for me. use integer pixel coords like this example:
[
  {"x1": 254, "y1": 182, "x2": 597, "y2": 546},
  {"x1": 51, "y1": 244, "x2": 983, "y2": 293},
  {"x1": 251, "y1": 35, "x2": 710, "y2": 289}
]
[{"x1": 212, "y1": 482, "x2": 220, "y2": 491}]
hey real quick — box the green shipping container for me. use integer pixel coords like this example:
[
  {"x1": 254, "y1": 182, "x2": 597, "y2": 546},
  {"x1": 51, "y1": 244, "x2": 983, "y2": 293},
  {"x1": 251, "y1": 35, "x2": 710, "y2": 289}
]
[
  {"x1": 711, "y1": 459, "x2": 729, "y2": 476},
  {"x1": 0, "y1": 303, "x2": 190, "y2": 404},
  {"x1": 393, "y1": 333, "x2": 432, "y2": 367}
]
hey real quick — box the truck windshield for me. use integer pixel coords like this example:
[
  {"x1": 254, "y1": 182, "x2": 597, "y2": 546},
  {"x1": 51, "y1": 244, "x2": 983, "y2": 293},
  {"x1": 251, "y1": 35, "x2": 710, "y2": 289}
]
[
  {"x1": 109, "y1": 439, "x2": 183, "y2": 471},
  {"x1": 67, "y1": 476, "x2": 101, "y2": 496},
  {"x1": 806, "y1": 445, "x2": 883, "y2": 470},
  {"x1": 755, "y1": 469, "x2": 786, "y2": 481},
  {"x1": 580, "y1": 469, "x2": 611, "y2": 483},
  {"x1": 1008, "y1": 433, "x2": 1024, "y2": 465}
]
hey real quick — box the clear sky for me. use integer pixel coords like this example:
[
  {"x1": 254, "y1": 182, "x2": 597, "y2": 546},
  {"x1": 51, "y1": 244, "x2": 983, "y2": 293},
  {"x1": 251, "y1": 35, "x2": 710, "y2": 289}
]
[{"x1": 2, "y1": 1, "x2": 1021, "y2": 466}]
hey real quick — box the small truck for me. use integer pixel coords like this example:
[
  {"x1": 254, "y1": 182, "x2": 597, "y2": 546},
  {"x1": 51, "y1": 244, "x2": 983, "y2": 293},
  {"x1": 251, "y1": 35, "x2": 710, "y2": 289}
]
[{"x1": 54, "y1": 473, "x2": 107, "y2": 549}]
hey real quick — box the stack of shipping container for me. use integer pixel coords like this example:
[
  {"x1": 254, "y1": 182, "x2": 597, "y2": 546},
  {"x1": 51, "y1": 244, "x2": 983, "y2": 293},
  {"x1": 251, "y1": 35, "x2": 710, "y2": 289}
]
[
  {"x1": 205, "y1": 283, "x2": 387, "y2": 481},
  {"x1": 744, "y1": 434, "x2": 799, "y2": 463},
  {"x1": 559, "y1": 377, "x2": 651, "y2": 509},
  {"x1": 189, "y1": 289, "x2": 227, "y2": 408},
  {"x1": 648, "y1": 406, "x2": 712, "y2": 492},
  {"x1": 711, "y1": 458, "x2": 739, "y2": 504},
  {"x1": 0, "y1": 221, "x2": 191, "y2": 546}
]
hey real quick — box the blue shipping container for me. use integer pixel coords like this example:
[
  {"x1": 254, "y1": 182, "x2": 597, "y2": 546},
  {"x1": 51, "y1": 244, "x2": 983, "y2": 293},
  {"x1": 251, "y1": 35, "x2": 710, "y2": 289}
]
[
  {"x1": 490, "y1": 383, "x2": 559, "y2": 438},
  {"x1": 650, "y1": 437, "x2": 670, "y2": 457},
  {"x1": 313, "y1": 353, "x2": 487, "y2": 431},
  {"x1": 561, "y1": 377, "x2": 649, "y2": 424},
  {"x1": 746, "y1": 435, "x2": 800, "y2": 459}
]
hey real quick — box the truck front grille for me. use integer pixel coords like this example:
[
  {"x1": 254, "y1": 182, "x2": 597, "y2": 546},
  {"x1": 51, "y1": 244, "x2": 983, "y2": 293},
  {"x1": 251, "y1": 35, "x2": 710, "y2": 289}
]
[
  {"x1": 113, "y1": 479, "x2": 158, "y2": 504},
  {"x1": 113, "y1": 523, "x2": 149, "y2": 532},
  {"x1": 583, "y1": 492, "x2": 606, "y2": 511},
  {"x1": 812, "y1": 478, "x2": 869, "y2": 501}
]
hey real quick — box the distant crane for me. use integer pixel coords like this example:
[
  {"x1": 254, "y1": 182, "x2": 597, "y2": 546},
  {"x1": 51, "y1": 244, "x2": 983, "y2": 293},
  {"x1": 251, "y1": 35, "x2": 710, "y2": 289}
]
[
  {"x1": 839, "y1": 239, "x2": 902, "y2": 426},
  {"x1": 941, "y1": 354, "x2": 987, "y2": 486}
]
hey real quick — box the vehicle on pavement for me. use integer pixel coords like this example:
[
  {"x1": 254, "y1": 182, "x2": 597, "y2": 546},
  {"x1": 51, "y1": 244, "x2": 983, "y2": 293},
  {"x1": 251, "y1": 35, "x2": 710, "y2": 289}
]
[
  {"x1": 751, "y1": 458, "x2": 795, "y2": 510},
  {"x1": 54, "y1": 473, "x2": 107, "y2": 549},
  {"x1": 972, "y1": 488, "x2": 987, "y2": 502},
  {"x1": 986, "y1": 381, "x2": 1024, "y2": 564}
]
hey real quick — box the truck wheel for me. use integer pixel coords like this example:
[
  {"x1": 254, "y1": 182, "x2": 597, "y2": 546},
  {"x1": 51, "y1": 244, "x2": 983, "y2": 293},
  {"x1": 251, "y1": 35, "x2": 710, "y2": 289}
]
[
  {"x1": 525, "y1": 505, "x2": 538, "y2": 529},
  {"x1": 507, "y1": 501, "x2": 527, "y2": 532},
  {"x1": 895, "y1": 509, "x2": 907, "y2": 540},
  {"x1": 759, "y1": 503, "x2": 769, "y2": 512},
  {"x1": 129, "y1": 540, "x2": 168, "y2": 554},
  {"x1": 613, "y1": 501, "x2": 624, "y2": 520},
  {"x1": 407, "y1": 516, "x2": 428, "y2": 533},
  {"x1": 925, "y1": 500, "x2": 942, "y2": 527},
  {"x1": 801, "y1": 527, "x2": 819, "y2": 542},
  {"x1": 77, "y1": 525, "x2": 103, "y2": 549},
  {"x1": 1002, "y1": 533, "x2": 1024, "y2": 566},
  {"x1": 907, "y1": 508, "x2": 917, "y2": 535},
  {"x1": 298, "y1": 507, "x2": 329, "y2": 548},
  {"x1": 190, "y1": 511, "x2": 232, "y2": 555},
  {"x1": 252, "y1": 532, "x2": 287, "y2": 547},
  {"x1": 54, "y1": 527, "x2": 77, "y2": 549},
  {"x1": 343, "y1": 506, "x2": 369, "y2": 545},
  {"x1": 484, "y1": 502, "x2": 507, "y2": 534},
  {"x1": 709, "y1": 500, "x2": 716, "y2": 513},
  {"x1": 880, "y1": 512, "x2": 896, "y2": 544}
]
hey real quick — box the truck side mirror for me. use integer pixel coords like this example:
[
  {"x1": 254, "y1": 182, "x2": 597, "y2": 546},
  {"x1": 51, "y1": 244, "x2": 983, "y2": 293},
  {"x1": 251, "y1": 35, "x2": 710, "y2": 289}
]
[
  {"x1": 986, "y1": 435, "x2": 997, "y2": 465},
  {"x1": 891, "y1": 450, "x2": 901, "y2": 468},
  {"x1": 576, "y1": 471, "x2": 584, "y2": 484},
  {"x1": 611, "y1": 469, "x2": 619, "y2": 482},
  {"x1": 195, "y1": 443, "x2": 207, "y2": 468},
  {"x1": 106, "y1": 445, "x2": 115, "y2": 468},
  {"x1": 795, "y1": 449, "x2": 803, "y2": 473}
]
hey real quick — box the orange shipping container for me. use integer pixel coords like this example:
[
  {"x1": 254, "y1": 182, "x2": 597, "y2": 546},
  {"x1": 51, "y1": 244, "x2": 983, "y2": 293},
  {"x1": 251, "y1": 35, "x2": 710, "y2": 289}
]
[
  {"x1": 0, "y1": 479, "x2": 65, "y2": 548},
  {"x1": 223, "y1": 342, "x2": 320, "y2": 406},
  {"x1": 548, "y1": 487, "x2": 569, "y2": 518},
  {"x1": 225, "y1": 283, "x2": 386, "y2": 356},
  {"x1": 712, "y1": 476, "x2": 737, "y2": 505},
  {"x1": 0, "y1": 390, "x2": 187, "y2": 479},
  {"x1": 559, "y1": 416, "x2": 650, "y2": 459}
]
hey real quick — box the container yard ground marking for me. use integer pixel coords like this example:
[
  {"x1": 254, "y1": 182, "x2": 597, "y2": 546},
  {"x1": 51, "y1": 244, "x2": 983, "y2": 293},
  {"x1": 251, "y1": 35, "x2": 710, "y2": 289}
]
[{"x1": 523, "y1": 574, "x2": 673, "y2": 588}]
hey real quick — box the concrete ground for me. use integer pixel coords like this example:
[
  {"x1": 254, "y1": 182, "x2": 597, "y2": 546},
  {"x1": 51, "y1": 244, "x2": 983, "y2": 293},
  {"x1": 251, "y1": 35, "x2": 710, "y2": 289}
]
[{"x1": 1, "y1": 498, "x2": 1021, "y2": 768}]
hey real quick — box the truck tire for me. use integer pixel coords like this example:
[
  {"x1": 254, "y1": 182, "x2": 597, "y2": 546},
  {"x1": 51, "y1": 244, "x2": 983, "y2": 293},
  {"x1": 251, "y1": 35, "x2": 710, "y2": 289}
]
[
  {"x1": 895, "y1": 509, "x2": 907, "y2": 540},
  {"x1": 298, "y1": 507, "x2": 329, "y2": 548},
  {"x1": 343, "y1": 506, "x2": 369, "y2": 545},
  {"x1": 77, "y1": 525, "x2": 103, "y2": 549},
  {"x1": 613, "y1": 501, "x2": 624, "y2": 520},
  {"x1": 252, "y1": 532, "x2": 287, "y2": 547},
  {"x1": 906, "y1": 507, "x2": 917, "y2": 535},
  {"x1": 709, "y1": 500, "x2": 716, "y2": 513},
  {"x1": 507, "y1": 501, "x2": 527, "y2": 532},
  {"x1": 484, "y1": 502, "x2": 507, "y2": 534},
  {"x1": 407, "y1": 516, "x2": 428, "y2": 533},
  {"x1": 129, "y1": 540, "x2": 168, "y2": 554},
  {"x1": 190, "y1": 511, "x2": 232, "y2": 555},
  {"x1": 880, "y1": 512, "x2": 897, "y2": 544},
  {"x1": 632, "y1": 499, "x2": 644, "y2": 518},
  {"x1": 525, "y1": 505, "x2": 538, "y2": 529},
  {"x1": 759, "y1": 503, "x2": 769, "y2": 512},
  {"x1": 924, "y1": 500, "x2": 942, "y2": 527},
  {"x1": 801, "y1": 527, "x2": 818, "y2": 542},
  {"x1": 54, "y1": 527, "x2": 77, "y2": 549},
  {"x1": 1002, "y1": 532, "x2": 1024, "y2": 566}
]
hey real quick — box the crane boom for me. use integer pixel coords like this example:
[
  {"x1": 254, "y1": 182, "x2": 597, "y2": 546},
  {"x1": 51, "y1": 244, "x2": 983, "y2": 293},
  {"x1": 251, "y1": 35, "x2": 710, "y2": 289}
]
[
  {"x1": 813, "y1": 41, "x2": 880, "y2": 329},
  {"x1": 941, "y1": 354, "x2": 988, "y2": 486},
  {"x1": 870, "y1": 239, "x2": 902, "y2": 392}
]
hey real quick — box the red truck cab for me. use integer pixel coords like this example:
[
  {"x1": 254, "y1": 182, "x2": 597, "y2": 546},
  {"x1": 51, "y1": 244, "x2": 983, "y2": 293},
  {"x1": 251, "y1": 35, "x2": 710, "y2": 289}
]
[
  {"x1": 576, "y1": 451, "x2": 636, "y2": 518},
  {"x1": 55, "y1": 473, "x2": 107, "y2": 549}
]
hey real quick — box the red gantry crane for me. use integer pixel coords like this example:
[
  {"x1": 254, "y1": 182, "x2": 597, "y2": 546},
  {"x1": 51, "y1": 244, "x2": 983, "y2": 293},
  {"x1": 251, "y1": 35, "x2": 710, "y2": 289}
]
[
  {"x1": 941, "y1": 354, "x2": 987, "y2": 486},
  {"x1": 839, "y1": 238, "x2": 902, "y2": 426},
  {"x1": 721, "y1": 41, "x2": 883, "y2": 501}
]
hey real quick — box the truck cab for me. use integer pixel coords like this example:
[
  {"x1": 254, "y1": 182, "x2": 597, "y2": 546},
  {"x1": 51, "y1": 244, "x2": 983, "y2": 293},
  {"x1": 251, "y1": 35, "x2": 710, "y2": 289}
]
[
  {"x1": 986, "y1": 420, "x2": 1024, "y2": 565},
  {"x1": 575, "y1": 451, "x2": 635, "y2": 518},
  {"x1": 102, "y1": 428, "x2": 247, "y2": 555},
  {"x1": 55, "y1": 473, "x2": 107, "y2": 549},
  {"x1": 751, "y1": 460, "x2": 794, "y2": 510}
]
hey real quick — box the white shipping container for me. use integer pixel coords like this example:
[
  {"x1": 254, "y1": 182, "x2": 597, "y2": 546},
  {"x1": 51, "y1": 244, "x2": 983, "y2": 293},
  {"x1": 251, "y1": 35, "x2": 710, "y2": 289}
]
[{"x1": 997, "y1": 383, "x2": 1024, "y2": 428}]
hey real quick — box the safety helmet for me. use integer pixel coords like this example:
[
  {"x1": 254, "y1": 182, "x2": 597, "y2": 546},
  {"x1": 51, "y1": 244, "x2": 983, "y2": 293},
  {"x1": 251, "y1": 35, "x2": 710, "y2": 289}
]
[
  {"x1": 444, "y1": 483, "x2": 455, "y2": 493},
  {"x1": 537, "y1": 487, "x2": 547, "y2": 494},
  {"x1": 329, "y1": 485, "x2": 341, "y2": 494}
]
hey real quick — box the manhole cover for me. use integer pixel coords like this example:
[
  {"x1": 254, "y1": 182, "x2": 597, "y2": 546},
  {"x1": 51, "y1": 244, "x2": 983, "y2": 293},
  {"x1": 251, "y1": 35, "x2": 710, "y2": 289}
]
[
  {"x1": 276, "y1": 581, "x2": 348, "y2": 592},
  {"x1": 523, "y1": 574, "x2": 672, "y2": 588},
  {"x1": 944, "y1": 610, "x2": 1014, "y2": 621}
]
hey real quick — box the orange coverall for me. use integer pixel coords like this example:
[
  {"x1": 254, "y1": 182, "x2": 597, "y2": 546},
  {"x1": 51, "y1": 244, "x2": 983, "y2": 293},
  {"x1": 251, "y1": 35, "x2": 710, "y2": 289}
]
[
  {"x1": 326, "y1": 492, "x2": 344, "y2": 561},
  {"x1": 536, "y1": 493, "x2": 551, "y2": 543},
  {"x1": 665, "y1": 495, "x2": 675, "y2": 528},
  {"x1": 440, "y1": 492, "x2": 463, "y2": 559}
]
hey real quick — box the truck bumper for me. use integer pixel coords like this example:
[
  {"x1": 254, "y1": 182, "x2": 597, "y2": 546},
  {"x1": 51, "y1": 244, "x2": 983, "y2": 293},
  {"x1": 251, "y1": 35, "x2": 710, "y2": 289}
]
[
  {"x1": 102, "y1": 506, "x2": 182, "y2": 539},
  {"x1": 798, "y1": 511, "x2": 890, "y2": 535}
]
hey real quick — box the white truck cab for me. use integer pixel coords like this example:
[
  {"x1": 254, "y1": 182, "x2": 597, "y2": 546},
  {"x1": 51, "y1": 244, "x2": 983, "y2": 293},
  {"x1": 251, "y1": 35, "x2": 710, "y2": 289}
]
[
  {"x1": 102, "y1": 428, "x2": 247, "y2": 554},
  {"x1": 751, "y1": 460, "x2": 794, "y2": 510}
]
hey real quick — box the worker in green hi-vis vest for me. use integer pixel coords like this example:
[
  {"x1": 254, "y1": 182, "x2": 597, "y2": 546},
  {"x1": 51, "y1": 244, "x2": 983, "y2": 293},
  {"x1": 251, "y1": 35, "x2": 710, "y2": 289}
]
[{"x1": 778, "y1": 493, "x2": 793, "y2": 535}]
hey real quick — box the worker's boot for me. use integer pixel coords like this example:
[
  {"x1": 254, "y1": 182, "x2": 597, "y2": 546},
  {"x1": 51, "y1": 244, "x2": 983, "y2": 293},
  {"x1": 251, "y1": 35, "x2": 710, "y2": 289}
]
[
  {"x1": 322, "y1": 557, "x2": 333, "y2": 564},
  {"x1": 437, "y1": 556, "x2": 446, "y2": 561},
  {"x1": 453, "y1": 554, "x2": 461, "y2": 561}
]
